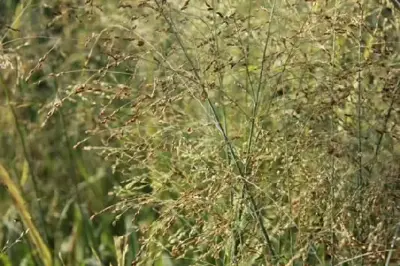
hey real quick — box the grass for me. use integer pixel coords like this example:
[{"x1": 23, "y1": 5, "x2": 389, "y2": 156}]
[
  {"x1": 0, "y1": 163, "x2": 52, "y2": 266},
  {"x1": 1, "y1": 0, "x2": 400, "y2": 265}
]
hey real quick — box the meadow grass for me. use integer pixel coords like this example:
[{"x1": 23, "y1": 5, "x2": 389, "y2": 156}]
[{"x1": 1, "y1": 0, "x2": 400, "y2": 265}]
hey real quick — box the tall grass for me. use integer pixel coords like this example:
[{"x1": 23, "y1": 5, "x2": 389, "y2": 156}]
[
  {"x1": 0, "y1": 163, "x2": 52, "y2": 265},
  {"x1": 1, "y1": 0, "x2": 400, "y2": 265}
]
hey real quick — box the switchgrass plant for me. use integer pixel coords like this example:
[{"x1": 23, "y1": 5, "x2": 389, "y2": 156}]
[
  {"x1": 1, "y1": 0, "x2": 400, "y2": 265},
  {"x1": 52, "y1": 0, "x2": 400, "y2": 265},
  {"x1": 52, "y1": 0, "x2": 398, "y2": 265}
]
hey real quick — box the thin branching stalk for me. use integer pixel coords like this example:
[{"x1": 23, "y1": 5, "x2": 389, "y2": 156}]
[
  {"x1": 232, "y1": 1, "x2": 277, "y2": 262},
  {"x1": 329, "y1": 2, "x2": 339, "y2": 264},
  {"x1": 357, "y1": 3, "x2": 365, "y2": 265},
  {"x1": 373, "y1": 79, "x2": 400, "y2": 160},
  {"x1": 154, "y1": 0, "x2": 277, "y2": 262},
  {"x1": 357, "y1": 2, "x2": 364, "y2": 190}
]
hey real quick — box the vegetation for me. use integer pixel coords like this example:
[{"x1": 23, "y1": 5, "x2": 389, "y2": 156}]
[{"x1": 1, "y1": 0, "x2": 400, "y2": 265}]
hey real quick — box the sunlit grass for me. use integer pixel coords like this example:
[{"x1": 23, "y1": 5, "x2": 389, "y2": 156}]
[{"x1": 1, "y1": 0, "x2": 400, "y2": 265}]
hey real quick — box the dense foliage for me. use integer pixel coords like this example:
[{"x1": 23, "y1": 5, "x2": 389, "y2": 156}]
[{"x1": 1, "y1": 0, "x2": 400, "y2": 265}]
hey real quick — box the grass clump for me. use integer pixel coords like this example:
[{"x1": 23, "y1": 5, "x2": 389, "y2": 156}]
[{"x1": 1, "y1": 0, "x2": 400, "y2": 265}]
